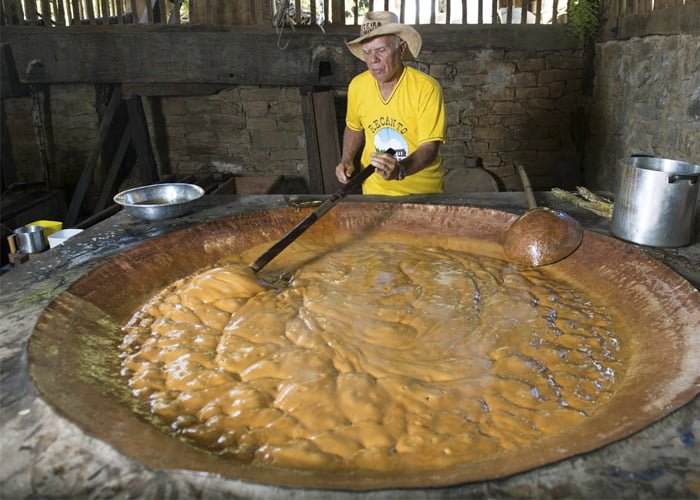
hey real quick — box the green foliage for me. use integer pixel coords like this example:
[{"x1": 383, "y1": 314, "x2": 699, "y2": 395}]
[{"x1": 567, "y1": 0, "x2": 600, "y2": 46}]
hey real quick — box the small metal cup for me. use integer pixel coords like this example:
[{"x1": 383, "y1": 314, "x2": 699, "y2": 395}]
[{"x1": 14, "y1": 225, "x2": 49, "y2": 254}]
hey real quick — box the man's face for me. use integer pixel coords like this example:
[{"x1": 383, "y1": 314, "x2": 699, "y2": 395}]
[{"x1": 361, "y1": 35, "x2": 406, "y2": 83}]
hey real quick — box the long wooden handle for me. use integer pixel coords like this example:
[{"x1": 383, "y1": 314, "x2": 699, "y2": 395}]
[
  {"x1": 516, "y1": 164, "x2": 538, "y2": 210},
  {"x1": 249, "y1": 165, "x2": 376, "y2": 273}
]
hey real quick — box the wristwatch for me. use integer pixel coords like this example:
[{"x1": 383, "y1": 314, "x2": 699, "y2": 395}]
[{"x1": 397, "y1": 161, "x2": 407, "y2": 181}]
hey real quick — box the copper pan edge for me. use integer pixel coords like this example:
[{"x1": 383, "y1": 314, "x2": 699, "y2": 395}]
[{"x1": 28, "y1": 202, "x2": 700, "y2": 491}]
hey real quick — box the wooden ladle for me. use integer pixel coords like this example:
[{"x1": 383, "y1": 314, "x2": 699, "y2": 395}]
[{"x1": 503, "y1": 164, "x2": 583, "y2": 267}]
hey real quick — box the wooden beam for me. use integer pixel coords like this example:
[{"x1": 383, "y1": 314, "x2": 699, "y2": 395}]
[{"x1": 3, "y1": 25, "x2": 578, "y2": 86}]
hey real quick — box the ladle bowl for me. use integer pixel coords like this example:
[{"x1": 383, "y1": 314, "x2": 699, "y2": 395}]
[{"x1": 503, "y1": 165, "x2": 583, "y2": 266}]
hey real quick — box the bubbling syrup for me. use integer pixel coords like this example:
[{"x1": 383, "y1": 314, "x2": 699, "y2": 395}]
[{"x1": 119, "y1": 234, "x2": 623, "y2": 472}]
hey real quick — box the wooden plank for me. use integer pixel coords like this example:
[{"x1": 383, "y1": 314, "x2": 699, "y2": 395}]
[
  {"x1": 431, "y1": 0, "x2": 436, "y2": 23},
  {"x1": 478, "y1": 0, "x2": 483, "y2": 24},
  {"x1": 300, "y1": 91, "x2": 324, "y2": 194},
  {"x1": 1, "y1": 43, "x2": 29, "y2": 98},
  {"x1": 521, "y1": 0, "x2": 529, "y2": 23},
  {"x1": 446, "y1": 0, "x2": 451, "y2": 23},
  {"x1": 492, "y1": 0, "x2": 498, "y2": 22},
  {"x1": 126, "y1": 96, "x2": 158, "y2": 184},
  {"x1": 130, "y1": 0, "x2": 137, "y2": 22},
  {"x1": 415, "y1": 0, "x2": 420, "y2": 23},
  {"x1": 117, "y1": 0, "x2": 124, "y2": 23},
  {"x1": 65, "y1": 85, "x2": 122, "y2": 226},
  {"x1": 310, "y1": 0, "x2": 316, "y2": 25},
  {"x1": 95, "y1": 124, "x2": 131, "y2": 211},
  {"x1": 294, "y1": 0, "x2": 300, "y2": 24},
  {"x1": 552, "y1": 0, "x2": 558, "y2": 22},
  {"x1": 400, "y1": 0, "x2": 406, "y2": 22},
  {"x1": 462, "y1": 0, "x2": 467, "y2": 23},
  {"x1": 311, "y1": 90, "x2": 342, "y2": 193},
  {"x1": 507, "y1": 0, "x2": 513, "y2": 23},
  {"x1": 535, "y1": 0, "x2": 541, "y2": 23},
  {"x1": 30, "y1": 84, "x2": 55, "y2": 186}
]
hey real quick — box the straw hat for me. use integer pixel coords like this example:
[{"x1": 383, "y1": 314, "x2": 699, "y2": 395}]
[{"x1": 346, "y1": 11, "x2": 422, "y2": 61}]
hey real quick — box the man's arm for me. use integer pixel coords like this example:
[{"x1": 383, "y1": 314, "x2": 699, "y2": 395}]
[
  {"x1": 370, "y1": 140, "x2": 441, "y2": 180},
  {"x1": 335, "y1": 127, "x2": 365, "y2": 183}
]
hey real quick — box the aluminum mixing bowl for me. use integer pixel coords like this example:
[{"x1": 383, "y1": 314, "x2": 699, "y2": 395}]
[{"x1": 114, "y1": 183, "x2": 205, "y2": 221}]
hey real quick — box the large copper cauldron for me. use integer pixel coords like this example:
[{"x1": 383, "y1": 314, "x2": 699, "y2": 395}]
[{"x1": 28, "y1": 203, "x2": 700, "y2": 490}]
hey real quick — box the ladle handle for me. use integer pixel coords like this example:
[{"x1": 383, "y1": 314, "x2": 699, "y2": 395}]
[
  {"x1": 249, "y1": 149, "x2": 394, "y2": 273},
  {"x1": 516, "y1": 164, "x2": 538, "y2": 210}
]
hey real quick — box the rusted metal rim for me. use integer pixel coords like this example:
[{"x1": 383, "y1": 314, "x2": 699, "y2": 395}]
[{"x1": 28, "y1": 203, "x2": 700, "y2": 490}]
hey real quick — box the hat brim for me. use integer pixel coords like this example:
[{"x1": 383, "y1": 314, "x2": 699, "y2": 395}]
[{"x1": 346, "y1": 24, "x2": 422, "y2": 61}]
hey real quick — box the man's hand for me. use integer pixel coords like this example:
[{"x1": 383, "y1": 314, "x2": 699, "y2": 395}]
[
  {"x1": 370, "y1": 151, "x2": 401, "y2": 180},
  {"x1": 335, "y1": 160, "x2": 356, "y2": 184}
]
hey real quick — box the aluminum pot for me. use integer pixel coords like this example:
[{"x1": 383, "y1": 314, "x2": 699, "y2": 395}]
[{"x1": 611, "y1": 156, "x2": 700, "y2": 247}]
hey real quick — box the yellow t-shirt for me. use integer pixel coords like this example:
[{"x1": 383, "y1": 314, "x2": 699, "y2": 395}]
[{"x1": 346, "y1": 66, "x2": 446, "y2": 196}]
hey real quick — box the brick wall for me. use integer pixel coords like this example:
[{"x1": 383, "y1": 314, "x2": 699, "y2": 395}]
[{"x1": 3, "y1": 47, "x2": 584, "y2": 194}]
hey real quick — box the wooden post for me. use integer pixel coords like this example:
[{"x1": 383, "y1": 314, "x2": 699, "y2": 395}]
[
  {"x1": 169, "y1": 0, "x2": 181, "y2": 23},
  {"x1": 126, "y1": 96, "x2": 159, "y2": 185},
  {"x1": 158, "y1": 0, "x2": 166, "y2": 22},
  {"x1": 430, "y1": 0, "x2": 436, "y2": 23},
  {"x1": 552, "y1": 0, "x2": 558, "y2": 23},
  {"x1": 462, "y1": 0, "x2": 467, "y2": 23},
  {"x1": 39, "y1": 0, "x2": 50, "y2": 25},
  {"x1": 145, "y1": 0, "x2": 153, "y2": 23},
  {"x1": 100, "y1": 0, "x2": 109, "y2": 24},
  {"x1": 65, "y1": 85, "x2": 123, "y2": 226}
]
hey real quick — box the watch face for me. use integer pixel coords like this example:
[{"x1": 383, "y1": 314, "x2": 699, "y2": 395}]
[{"x1": 398, "y1": 163, "x2": 406, "y2": 180}]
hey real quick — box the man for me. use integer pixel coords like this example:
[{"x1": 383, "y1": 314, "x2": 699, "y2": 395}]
[{"x1": 335, "y1": 11, "x2": 446, "y2": 196}]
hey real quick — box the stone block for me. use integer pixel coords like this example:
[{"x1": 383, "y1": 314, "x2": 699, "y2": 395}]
[
  {"x1": 244, "y1": 101, "x2": 272, "y2": 117},
  {"x1": 538, "y1": 69, "x2": 582, "y2": 84},
  {"x1": 503, "y1": 114, "x2": 534, "y2": 126},
  {"x1": 478, "y1": 115, "x2": 503, "y2": 126},
  {"x1": 445, "y1": 101, "x2": 461, "y2": 126},
  {"x1": 489, "y1": 138, "x2": 521, "y2": 152},
  {"x1": 492, "y1": 102, "x2": 525, "y2": 114},
  {"x1": 245, "y1": 117, "x2": 278, "y2": 131},
  {"x1": 516, "y1": 59, "x2": 545, "y2": 72},
  {"x1": 456, "y1": 73, "x2": 488, "y2": 86},
  {"x1": 544, "y1": 54, "x2": 584, "y2": 70},
  {"x1": 527, "y1": 98, "x2": 557, "y2": 110},
  {"x1": 473, "y1": 127, "x2": 510, "y2": 140},
  {"x1": 548, "y1": 81, "x2": 566, "y2": 98},
  {"x1": 443, "y1": 85, "x2": 478, "y2": 101},
  {"x1": 481, "y1": 87, "x2": 515, "y2": 101},
  {"x1": 250, "y1": 130, "x2": 301, "y2": 150},
  {"x1": 447, "y1": 125, "x2": 473, "y2": 141},
  {"x1": 516, "y1": 86, "x2": 550, "y2": 99},
  {"x1": 159, "y1": 97, "x2": 188, "y2": 116},
  {"x1": 512, "y1": 72, "x2": 537, "y2": 87}
]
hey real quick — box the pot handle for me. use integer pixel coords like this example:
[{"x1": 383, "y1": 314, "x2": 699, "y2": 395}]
[{"x1": 668, "y1": 174, "x2": 698, "y2": 185}]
